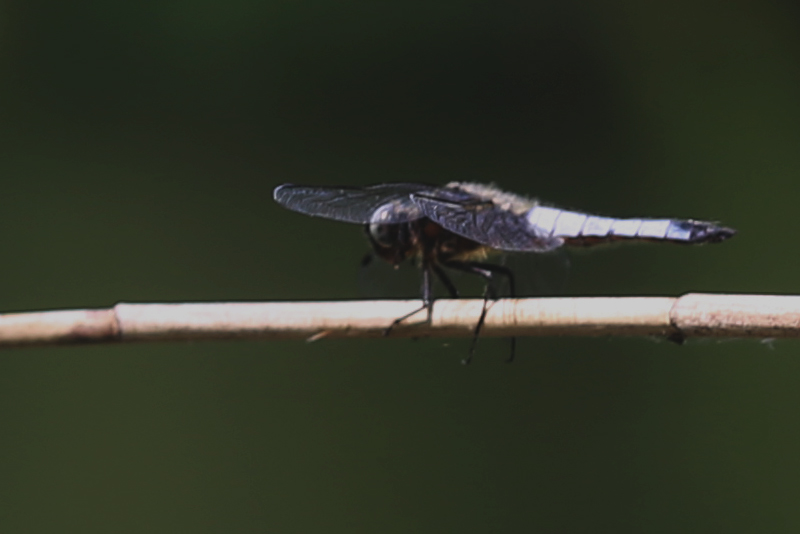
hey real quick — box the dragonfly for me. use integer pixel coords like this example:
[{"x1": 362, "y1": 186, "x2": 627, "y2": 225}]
[{"x1": 273, "y1": 182, "x2": 736, "y2": 363}]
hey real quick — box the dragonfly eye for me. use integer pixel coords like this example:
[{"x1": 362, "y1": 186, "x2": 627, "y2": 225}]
[{"x1": 368, "y1": 223, "x2": 397, "y2": 248}]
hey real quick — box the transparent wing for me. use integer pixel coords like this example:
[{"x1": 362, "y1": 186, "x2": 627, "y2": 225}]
[
  {"x1": 273, "y1": 183, "x2": 437, "y2": 224},
  {"x1": 411, "y1": 190, "x2": 564, "y2": 252}
]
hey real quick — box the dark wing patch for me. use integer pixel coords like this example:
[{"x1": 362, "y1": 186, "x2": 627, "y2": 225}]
[
  {"x1": 273, "y1": 183, "x2": 436, "y2": 224},
  {"x1": 411, "y1": 192, "x2": 564, "y2": 252}
]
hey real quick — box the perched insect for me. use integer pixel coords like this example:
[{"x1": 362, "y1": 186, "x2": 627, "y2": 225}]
[{"x1": 273, "y1": 182, "x2": 735, "y2": 362}]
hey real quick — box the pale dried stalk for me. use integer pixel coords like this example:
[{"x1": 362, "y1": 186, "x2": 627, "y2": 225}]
[{"x1": 0, "y1": 293, "x2": 797, "y2": 349}]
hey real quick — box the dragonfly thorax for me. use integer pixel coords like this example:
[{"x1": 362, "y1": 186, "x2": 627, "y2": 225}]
[{"x1": 366, "y1": 219, "x2": 487, "y2": 267}]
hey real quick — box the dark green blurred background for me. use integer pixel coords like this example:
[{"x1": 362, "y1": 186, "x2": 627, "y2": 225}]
[{"x1": 0, "y1": 1, "x2": 797, "y2": 531}]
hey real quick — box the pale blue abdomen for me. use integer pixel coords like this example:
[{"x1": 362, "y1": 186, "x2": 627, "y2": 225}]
[{"x1": 525, "y1": 206, "x2": 735, "y2": 246}]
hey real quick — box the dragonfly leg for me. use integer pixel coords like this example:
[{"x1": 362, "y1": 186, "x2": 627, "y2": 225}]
[
  {"x1": 384, "y1": 263, "x2": 433, "y2": 336},
  {"x1": 431, "y1": 263, "x2": 460, "y2": 298},
  {"x1": 443, "y1": 261, "x2": 517, "y2": 364}
]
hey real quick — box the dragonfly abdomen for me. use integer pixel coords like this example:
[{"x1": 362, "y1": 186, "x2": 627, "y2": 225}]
[{"x1": 526, "y1": 206, "x2": 736, "y2": 247}]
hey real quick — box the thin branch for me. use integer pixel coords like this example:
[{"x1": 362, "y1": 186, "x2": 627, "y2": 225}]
[{"x1": 0, "y1": 293, "x2": 797, "y2": 349}]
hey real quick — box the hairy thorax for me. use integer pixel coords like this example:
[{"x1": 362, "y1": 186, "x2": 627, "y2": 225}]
[{"x1": 367, "y1": 219, "x2": 491, "y2": 266}]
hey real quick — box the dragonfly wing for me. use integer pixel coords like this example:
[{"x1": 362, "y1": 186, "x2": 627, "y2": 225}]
[
  {"x1": 273, "y1": 183, "x2": 435, "y2": 224},
  {"x1": 411, "y1": 191, "x2": 564, "y2": 252}
]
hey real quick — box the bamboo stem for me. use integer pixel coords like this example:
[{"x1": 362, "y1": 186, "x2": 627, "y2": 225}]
[{"x1": 0, "y1": 294, "x2": 796, "y2": 348}]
